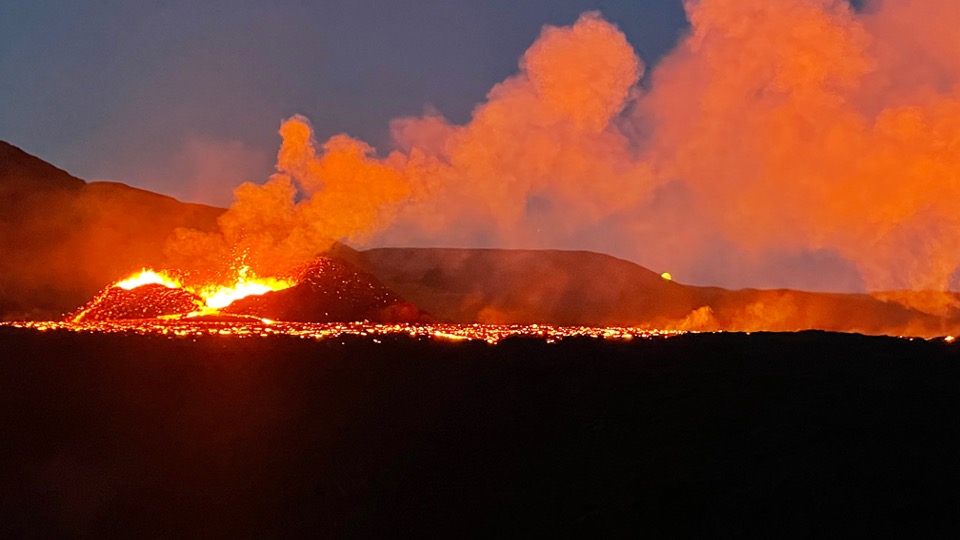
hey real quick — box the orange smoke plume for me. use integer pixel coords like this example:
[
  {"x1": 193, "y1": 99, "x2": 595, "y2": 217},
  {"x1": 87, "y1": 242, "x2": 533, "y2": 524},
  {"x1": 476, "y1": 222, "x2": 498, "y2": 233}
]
[
  {"x1": 166, "y1": 116, "x2": 429, "y2": 282},
  {"x1": 639, "y1": 0, "x2": 960, "y2": 307},
  {"x1": 385, "y1": 2, "x2": 960, "y2": 308},
  {"x1": 169, "y1": 3, "x2": 960, "y2": 312},
  {"x1": 388, "y1": 12, "x2": 652, "y2": 239}
]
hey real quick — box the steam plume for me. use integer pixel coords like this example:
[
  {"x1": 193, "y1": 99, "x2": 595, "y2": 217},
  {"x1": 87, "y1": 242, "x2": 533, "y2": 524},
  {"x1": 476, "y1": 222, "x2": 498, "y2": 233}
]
[
  {"x1": 169, "y1": 3, "x2": 960, "y2": 309},
  {"x1": 166, "y1": 116, "x2": 427, "y2": 280}
]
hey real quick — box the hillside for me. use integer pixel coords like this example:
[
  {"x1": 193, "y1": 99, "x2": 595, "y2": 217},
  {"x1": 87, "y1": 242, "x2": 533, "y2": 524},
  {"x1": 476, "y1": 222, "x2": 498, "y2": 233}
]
[
  {"x1": 354, "y1": 248, "x2": 960, "y2": 336},
  {"x1": 351, "y1": 248, "x2": 696, "y2": 324},
  {"x1": 0, "y1": 142, "x2": 223, "y2": 319}
]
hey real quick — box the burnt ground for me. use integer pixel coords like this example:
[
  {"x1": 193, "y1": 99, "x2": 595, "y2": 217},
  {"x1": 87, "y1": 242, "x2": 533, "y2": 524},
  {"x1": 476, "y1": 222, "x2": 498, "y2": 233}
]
[{"x1": 1, "y1": 330, "x2": 959, "y2": 538}]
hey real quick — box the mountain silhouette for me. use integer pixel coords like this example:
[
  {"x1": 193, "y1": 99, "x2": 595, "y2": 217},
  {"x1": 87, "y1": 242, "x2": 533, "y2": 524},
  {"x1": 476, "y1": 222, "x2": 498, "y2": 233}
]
[
  {"x1": 1, "y1": 141, "x2": 221, "y2": 319},
  {"x1": 351, "y1": 247, "x2": 960, "y2": 336}
]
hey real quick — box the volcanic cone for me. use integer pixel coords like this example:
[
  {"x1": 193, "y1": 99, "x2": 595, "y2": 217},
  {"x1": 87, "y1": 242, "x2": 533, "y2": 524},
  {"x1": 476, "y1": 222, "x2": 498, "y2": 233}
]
[
  {"x1": 70, "y1": 283, "x2": 204, "y2": 322},
  {"x1": 223, "y1": 256, "x2": 425, "y2": 323}
]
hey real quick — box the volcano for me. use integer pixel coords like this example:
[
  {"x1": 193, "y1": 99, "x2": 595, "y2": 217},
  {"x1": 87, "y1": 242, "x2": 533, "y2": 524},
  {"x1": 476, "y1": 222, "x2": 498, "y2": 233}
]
[
  {"x1": 70, "y1": 283, "x2": 204, "y2": 322},
  {"x1": 221, "y1": 257, "x2": 425, "y2": 323},
  {"x1": 67, "y1": 256, "x2": 426, "y2": 324}
]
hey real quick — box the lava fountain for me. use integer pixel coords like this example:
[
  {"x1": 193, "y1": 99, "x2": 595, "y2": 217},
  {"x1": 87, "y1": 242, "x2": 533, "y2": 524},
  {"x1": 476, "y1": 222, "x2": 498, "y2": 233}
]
[{"x1": 71, "y1": 266, "x2": 296, "y2": 323}]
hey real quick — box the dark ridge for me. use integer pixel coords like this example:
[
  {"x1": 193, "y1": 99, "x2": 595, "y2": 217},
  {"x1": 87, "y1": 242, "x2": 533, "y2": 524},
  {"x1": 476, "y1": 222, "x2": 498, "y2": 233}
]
[
  {"x1": 356, "y1": 247, "x2": 960, "y2": 336},
  {"x1": 0, "y1": 141, "x2": 223, "y2": 320},
  {"x1": 355, "y1": 247, "x2": 686, "y2": 325},
  {"x1": 0, "y1": 141, "x2": 85, "y2": 192}
]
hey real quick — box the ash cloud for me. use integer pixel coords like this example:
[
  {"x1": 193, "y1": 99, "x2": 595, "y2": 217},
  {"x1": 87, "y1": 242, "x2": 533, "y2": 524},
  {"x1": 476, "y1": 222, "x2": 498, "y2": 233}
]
[{"x1": 170, "y1": 2, "x2": 960, "y2": 306}]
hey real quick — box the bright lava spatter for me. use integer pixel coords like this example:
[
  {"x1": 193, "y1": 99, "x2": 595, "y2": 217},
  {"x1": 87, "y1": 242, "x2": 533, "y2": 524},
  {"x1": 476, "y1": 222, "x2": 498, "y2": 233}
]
[
  {"x1": 3, "y1": 320, "x2": 683, "y2": 345},
  {"x1": 117, "y1": 267, "x2": 295, "y2": 311}
]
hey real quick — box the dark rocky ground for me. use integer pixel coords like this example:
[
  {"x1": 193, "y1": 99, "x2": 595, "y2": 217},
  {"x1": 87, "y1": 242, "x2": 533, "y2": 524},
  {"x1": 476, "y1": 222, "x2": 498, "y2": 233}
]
[{"x1": 1, "y1": 329, "x2": 959, "y2": 537}]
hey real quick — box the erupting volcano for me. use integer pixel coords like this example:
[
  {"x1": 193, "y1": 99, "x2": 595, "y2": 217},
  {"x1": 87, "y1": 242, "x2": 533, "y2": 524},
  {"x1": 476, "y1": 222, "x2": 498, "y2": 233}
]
[
  {"x1": 71, "y1": 266, "x2": 294, "y2": 322},
  {"x1": 68, "y1": 256, "x2": 426, "y2": 326},
  {"x1": 70, "y1": 281, "x2": 204, "y2": 322},
  {"x1": 5, "y1": 2, "x2": 960, "y2": 336}
]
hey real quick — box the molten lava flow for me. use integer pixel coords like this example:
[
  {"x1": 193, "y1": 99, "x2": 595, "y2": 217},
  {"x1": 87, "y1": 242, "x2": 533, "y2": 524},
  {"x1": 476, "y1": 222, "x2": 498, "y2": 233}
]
[
  {"x1": 8, "y1": 319, "x2": 680, "y2": 344},
  {"x1": 110, "y1": 266, "x2": 295, "y2": 313},
  {"x1": 115, "y1": 269, "x2": 182, "y2": 291},
  {"x1": 196, "y1": 267, "x2": 296, "y2": 309}
]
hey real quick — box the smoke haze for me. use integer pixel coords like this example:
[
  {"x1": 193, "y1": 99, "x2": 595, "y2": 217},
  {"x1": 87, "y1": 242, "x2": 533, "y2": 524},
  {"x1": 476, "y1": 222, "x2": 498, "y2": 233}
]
[{"x1": 171, "y1": 1, "x2": 960, "y2": 305}]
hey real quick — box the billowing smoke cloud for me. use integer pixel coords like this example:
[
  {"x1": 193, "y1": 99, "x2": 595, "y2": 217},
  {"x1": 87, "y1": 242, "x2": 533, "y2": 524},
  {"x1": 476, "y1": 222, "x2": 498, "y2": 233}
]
[
  {"x1": 166, "y1": 117, "x2": 428, "y2": 281},
  {"x1": 169, "y1": 2, "x2": 960, "y2": 310},
  {"x1": 638, "y1": 0, "x2": 960, "y2": 306},
  {"x1": 387, "y1": 12, "x2": 652, "y2": 245}
]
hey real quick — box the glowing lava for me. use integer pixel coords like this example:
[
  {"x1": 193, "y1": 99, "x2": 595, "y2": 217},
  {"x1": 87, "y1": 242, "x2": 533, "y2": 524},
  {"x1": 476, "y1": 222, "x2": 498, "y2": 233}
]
[
  {"x1": 116, "y1": 269, "x2": 182, "y2": 291},
  {"x1": 111, "y1": 266, "x2": 295, "y2": 312},
  {"x1": 7, "y1": 319, "x2": 680, "y2": 345},
  {"x1": 196, "y1": 268, "x2": 295, "y2": 309}
]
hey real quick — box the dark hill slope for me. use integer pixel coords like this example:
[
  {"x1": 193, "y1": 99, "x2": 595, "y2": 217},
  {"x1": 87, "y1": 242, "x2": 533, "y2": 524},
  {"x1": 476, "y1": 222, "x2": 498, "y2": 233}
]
[
  {"x1": 0, "y1": 142, "x2": 223, "y2": 319},
  {"x1": 355, "y1": 248, "x2": 960, "y2": 336},
  {"x1": 353, "y1": 248, "x2": 699, "y2": 325}
]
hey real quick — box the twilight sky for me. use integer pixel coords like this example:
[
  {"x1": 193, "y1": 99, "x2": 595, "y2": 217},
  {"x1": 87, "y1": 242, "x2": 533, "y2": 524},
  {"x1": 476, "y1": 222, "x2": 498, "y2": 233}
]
[{"x1": 0, "y1": 0, "x2": 686, "y2": 206}]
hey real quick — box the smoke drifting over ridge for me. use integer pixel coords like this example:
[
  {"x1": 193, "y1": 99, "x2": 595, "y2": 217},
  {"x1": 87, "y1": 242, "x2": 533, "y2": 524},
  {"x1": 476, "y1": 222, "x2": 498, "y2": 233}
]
[{"x1": 168, "y1": 1, "x2": 960, "y2": 302}]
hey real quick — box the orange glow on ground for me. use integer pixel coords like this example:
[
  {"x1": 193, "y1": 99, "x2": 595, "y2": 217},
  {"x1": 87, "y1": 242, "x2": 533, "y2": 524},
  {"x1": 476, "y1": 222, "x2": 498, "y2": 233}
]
[
  {"x1": 4, "y1": 320, "x2": 681, "y2": 345},
  {"x1": 195, "y1": 267, "x2": 295, "y2": 309}
]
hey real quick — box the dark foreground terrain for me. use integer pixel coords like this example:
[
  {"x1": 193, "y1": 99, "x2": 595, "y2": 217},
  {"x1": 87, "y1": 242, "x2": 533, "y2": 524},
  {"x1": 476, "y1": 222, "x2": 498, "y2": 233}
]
[{"x1": 1, "y1": 329, "x2": 959, "y2": 537}]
